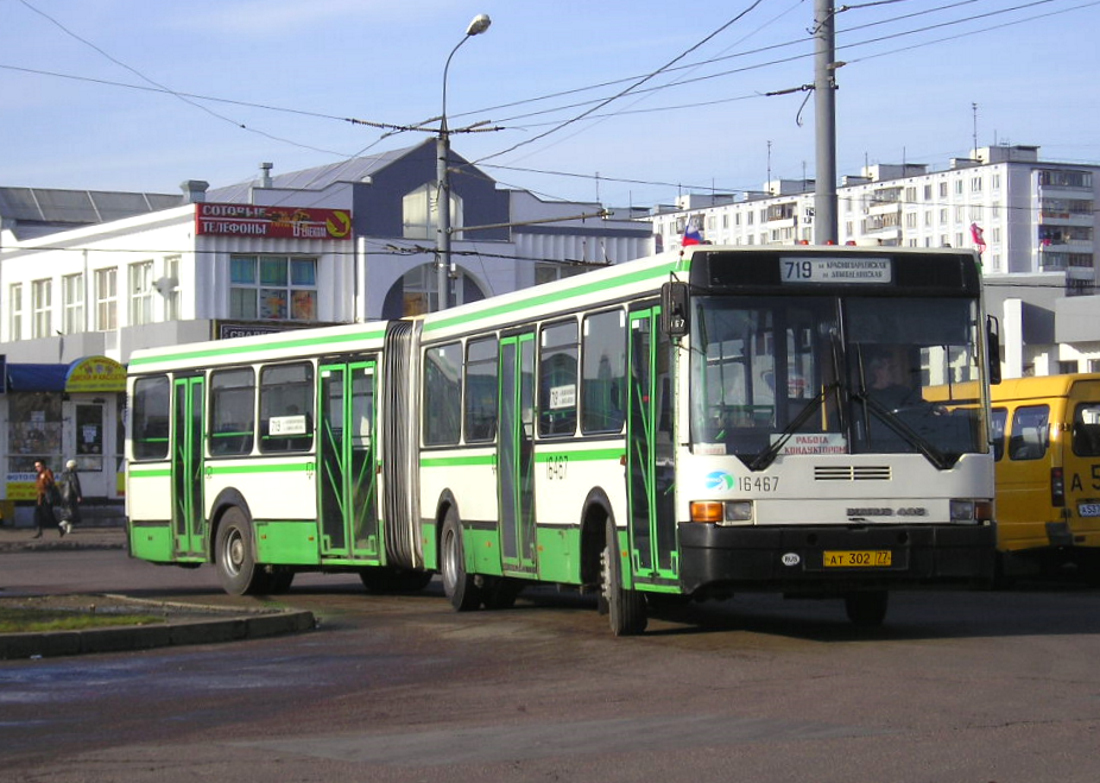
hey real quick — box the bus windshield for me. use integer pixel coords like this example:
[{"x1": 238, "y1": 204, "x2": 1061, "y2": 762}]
[{"x1": 689, "y1": 294, "x2": 986, "y2": 468}]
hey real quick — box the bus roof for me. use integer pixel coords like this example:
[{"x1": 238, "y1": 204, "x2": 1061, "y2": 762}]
[
  {"x1": 991, "y1": 373, "x2": 1100, "y2": 402},
  {"x1": 419, "y1": 245, "x2": 982, "y2": 342},
  {"x1": 418, "y1": 249, "x2": 685, "y2": 340},
  {"x1": 128, "y1": 320, "x2": 389, "y2": 374}
]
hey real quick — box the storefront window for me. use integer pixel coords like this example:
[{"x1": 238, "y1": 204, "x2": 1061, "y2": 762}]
[
  {"x1": 7, "y1": 392, "x2": 63, "y2": 472},
  {"x1": 230, "y1": 255, "x2": 318, "y2": 321}
]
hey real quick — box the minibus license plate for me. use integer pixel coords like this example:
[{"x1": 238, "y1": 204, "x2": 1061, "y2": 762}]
[
  {"x1": 1079, "y1": 503, "x2": 1100, "y2": 518},
  {"x1": 823, "y1": 550, "x2": 892, "y2": 567}
]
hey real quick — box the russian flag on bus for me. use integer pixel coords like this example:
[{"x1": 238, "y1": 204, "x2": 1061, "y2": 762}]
[{"x1": 682, "y1": 224, "x2": 704, "y2": 246}]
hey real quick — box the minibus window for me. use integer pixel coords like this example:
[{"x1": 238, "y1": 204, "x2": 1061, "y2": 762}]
[
  {"x1": 1073, "y1": 403, "x2": 1100, "y2": 457},
  {"x1": 991, "y1": 408, "x2": 1007, "y2": 461},
  {"x1": 1008, "y1": 405, "x2": 1049, "y2": 461}
]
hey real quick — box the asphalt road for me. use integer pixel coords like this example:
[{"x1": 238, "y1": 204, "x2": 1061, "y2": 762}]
[{"x1": 2, "y1": 545, "x2": 1100, "y2": 783}]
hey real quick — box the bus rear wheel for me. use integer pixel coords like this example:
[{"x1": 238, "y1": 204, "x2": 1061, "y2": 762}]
[
  {"x1": 602, "y1": 520, "x2": 647, "y2": 636},
  {"x1": 215, "y1": 507, "x2": 266, "y2": 596},
  {"x1": 844, "y1": 590, "x2": 888, "y2": 628},
  {"x1": 441, "y1": 509, "x2": 480, "y2": 611}
]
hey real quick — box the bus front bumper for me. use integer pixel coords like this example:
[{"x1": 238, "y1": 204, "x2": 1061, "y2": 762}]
[{"x1": 678, "y1": 522, "x2": 995, "y2": 595}]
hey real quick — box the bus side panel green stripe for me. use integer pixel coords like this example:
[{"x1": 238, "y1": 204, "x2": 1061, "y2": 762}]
[
  {"x1": 130, "y1": 467, "x2": 172, "y2": 478},
  {"x1": 421, "y1": 449, "x2": 622, "y2": 469},
  {"x1": 129, "y1": 328, "x2": 386, "y2": 367},
  {"x1": 420, "y1": 454, "x2": 496, "y2": 468},
  {"x1": 207, "y1": 462, "x2": 314, "y2": 475},
  {"x1": 423, "y1": 262, "x2": 677, "y2": 333},
  {"x1": 533, "y1": 448, "x2": 623, "y2": 463}
]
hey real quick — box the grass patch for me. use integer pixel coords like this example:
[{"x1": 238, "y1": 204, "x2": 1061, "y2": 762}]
[{"x1": 0, "y1": 607, "x2": 166, "y2": 633}]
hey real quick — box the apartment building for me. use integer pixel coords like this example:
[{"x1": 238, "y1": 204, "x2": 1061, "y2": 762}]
[{"x1": 650, "y1": 144, "x2": 1100, "y2": 378}]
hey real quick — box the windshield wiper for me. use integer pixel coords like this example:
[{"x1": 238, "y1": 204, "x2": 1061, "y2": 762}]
[
  {"x1": 851, "y1": 391, "x2": 953, "y2": 470},
  {"x1": 829, "y1": 328, "x2": 848, "y2": 435},
  {"x1": 747, "y1": 382, "x2": 840, "y2": 471}
]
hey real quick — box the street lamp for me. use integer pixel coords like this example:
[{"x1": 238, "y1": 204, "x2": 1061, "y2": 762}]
[{"x1": 436, "y1": 13, "x2": 491, "y2": 311}]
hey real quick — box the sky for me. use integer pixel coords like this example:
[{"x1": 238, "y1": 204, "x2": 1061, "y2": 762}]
[{"x1": 2, "y1": 0, "x2": 1099, "y2": 209}]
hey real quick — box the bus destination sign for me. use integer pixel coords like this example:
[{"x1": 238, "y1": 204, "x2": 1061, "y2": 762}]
[{"x1": 781, "y1": 256, "x2": 892, "y2": 285}]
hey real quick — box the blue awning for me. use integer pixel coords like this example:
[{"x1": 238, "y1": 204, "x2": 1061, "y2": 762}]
[
  {"x1": 5, "y1": 356, "x2": 126, "y2": 393},
  {"x1": 6, "y1": 363, "x2": 67, "y2": 392}
]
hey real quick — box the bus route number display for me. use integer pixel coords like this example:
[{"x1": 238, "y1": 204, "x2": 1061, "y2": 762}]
[{"x1": 781, "y1": 257, "x2": 892, "y2": 285}]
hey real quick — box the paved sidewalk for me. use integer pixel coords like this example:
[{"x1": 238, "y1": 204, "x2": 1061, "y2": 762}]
[{"x1": 0, "y1": 523, "x2": 126, "y2": 552}]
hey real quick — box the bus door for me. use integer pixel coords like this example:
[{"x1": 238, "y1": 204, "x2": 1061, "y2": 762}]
[
  {"x1": 627, "y1": 308, "x2": 679, "y2": 587},
  {"x1": 999, "y1": 401, "x2": 1058, "y2": 550},
  {"x1": 498, "y1": 333, "x2": 538, "y2": 574},
  {"x1": 318, "y1": 361, "x2": 382, "y2": 562},
  {"x1": 1066, "y1": 380, "x2": 1100, "y2": 543},
  {"x1": 172, "y1": 375, "x2": 206, "y2": 558}
]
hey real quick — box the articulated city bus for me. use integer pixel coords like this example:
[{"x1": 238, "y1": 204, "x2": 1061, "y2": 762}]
[
  {"x1": 989, "y1": 373, "x2": 1100, "y2": 581},
  {"x1": 127, "y1": 246, "x2": 997, "y2": 635}
]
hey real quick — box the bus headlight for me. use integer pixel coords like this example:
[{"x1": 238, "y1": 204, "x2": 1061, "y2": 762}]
[
  {"x1": 951, "y1": 499, "x2": 993, "y2": 524},
  {"x1": 950, "y1": 500, "x2": 975, "y2": 522},
  {"x1": 690, "y1": 500, "x2": 754, "y2": 525},
  {"x1": 724, "y1": 501, "x2": 754, "y2": 523}
]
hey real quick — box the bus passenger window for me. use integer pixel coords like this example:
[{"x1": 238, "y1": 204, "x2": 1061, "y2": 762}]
[
  {"x1": 209, "y1": 368, "x2": 256, "y2": 456},
  {"x1": 132, "y1": 375, "x2": 170, "y2": 460},
  {"x1": 424, "y1": 343, "x2": 462, "y2": 446},
  {"x1": 539, "y1": 320, "x2": 578, "y2": 437},
  {"x1": 1008, "y1": 405, "x2": 1049, "y2": 461},
  {"x1": 260, "y1": 362, "x2": 314, "y2": 453},
  {"x1": 465, "y1": 338, "x2": 498, "y2": 442},
  {"x1": 582, "y1": 310, "x2": 626, "y2": 434}
]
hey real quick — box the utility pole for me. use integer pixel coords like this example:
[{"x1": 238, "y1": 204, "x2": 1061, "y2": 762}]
[
  {"x1": 436, "y1": 14, "x2": 492, "y2": 312},
  {"x1": 813, "y1": 0, "x2": 838, "y2": 244}
]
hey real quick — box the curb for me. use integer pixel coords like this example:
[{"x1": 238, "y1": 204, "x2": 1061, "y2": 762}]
[{"x1": 0, "y1": 596, "x2": 316, "y2": 660}]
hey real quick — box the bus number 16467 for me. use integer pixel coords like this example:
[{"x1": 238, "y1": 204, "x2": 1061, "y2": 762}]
[{"x1": 739, "y1": 476, "x2": 779, "y2": 492}]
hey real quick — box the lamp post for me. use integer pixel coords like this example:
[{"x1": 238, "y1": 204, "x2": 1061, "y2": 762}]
[{"x1": 436, "y1": 13, "x2": 491, "y2": 312}]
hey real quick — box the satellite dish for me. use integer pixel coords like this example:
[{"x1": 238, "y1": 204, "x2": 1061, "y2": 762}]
[{"x1": 153, "y1": 276, "x2": 178, "y2": 296}]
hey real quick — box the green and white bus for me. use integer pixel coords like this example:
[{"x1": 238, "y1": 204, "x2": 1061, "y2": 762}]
[{"x1": 127, "y1": 246, "x2": 997, "y2": 634}]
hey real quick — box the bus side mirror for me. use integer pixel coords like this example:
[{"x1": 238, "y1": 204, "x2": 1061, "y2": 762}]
[
  {"x1": 661, "y1": 282, "x2": 690, "y2": 338},
  {"x1": 987, "y1": 316, "x2": 1002, "y2": 386}
]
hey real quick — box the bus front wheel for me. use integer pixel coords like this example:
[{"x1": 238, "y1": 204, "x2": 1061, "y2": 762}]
[
  {"x1": 441, "y1": 509, "x2": 480, "y2": 611},
  {"x1": 602, "y1": 520, "x2": 647, "y2": 636},
  {"x1": 215, "y1": 507, "x2": 266, "y2": 596}
]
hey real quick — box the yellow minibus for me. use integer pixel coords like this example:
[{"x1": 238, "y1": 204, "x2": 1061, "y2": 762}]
[{"x1": 991, "y1": 373, "x2": 1100, "y2": 580}]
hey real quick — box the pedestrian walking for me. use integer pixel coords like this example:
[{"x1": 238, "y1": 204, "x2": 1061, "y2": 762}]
[
  {"x1": 33, "y1": 459, "x2": 61, "y2": 538},
  {"x1": 56, "y1": 459, "x2": 83, "y2": 536}
]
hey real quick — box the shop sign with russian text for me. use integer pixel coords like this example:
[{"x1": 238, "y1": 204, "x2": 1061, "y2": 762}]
[{"x1": 196, "y1": 203, "x2": 353, "y2": 240}]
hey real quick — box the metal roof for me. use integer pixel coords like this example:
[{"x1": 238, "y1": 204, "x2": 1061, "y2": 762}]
[
  {"x1": 207, "y1": 144, "x2": 423, "y2": 203},
  {"x1": 0, "y1": 187, "x2": 182, "y2": 227}
]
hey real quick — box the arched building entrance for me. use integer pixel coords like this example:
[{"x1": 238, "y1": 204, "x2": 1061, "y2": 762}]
[{"x1": 381, "y1": 263, "x2": 487, "y2": 318}]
